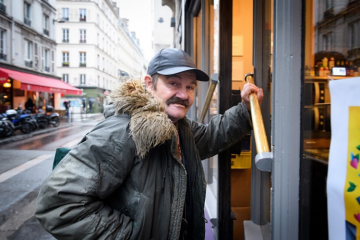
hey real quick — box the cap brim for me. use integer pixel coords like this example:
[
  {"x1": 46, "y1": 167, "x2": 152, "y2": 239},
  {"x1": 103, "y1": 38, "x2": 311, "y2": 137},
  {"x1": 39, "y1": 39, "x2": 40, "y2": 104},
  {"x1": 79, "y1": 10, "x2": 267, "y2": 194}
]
[{"x1": 157, "y1": 67, "x2": 209, "y2": 81}]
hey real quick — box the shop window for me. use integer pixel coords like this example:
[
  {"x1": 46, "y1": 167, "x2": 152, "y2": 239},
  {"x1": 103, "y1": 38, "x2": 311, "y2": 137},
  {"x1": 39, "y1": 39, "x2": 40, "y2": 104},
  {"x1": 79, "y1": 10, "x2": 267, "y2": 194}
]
[
  {"x1": 79, "y1": 52, "x2": 86, "y2": 67},
  {"x1": 0, "y1": 29, "x2": 6, "y2": 61},
  {"x1": 43, "y1": 14, "x2": 49, "y2": 36},
  {"x1": 80, "y1": 74, "x2": 86, "y2": 85},
  {"x1": 301, "y1": 1, "x2": 360, "y2": 239},
  {"x1": 62, "y1": 29, "x2": 69, "y2": 43},
  {"x1": 24, "y1": 2, "x2": 31, "y2": 26},
  {"x1": 79, "y1": 9, "x2": 86, "y2": 22},
  {"x1": 62, "y1": 51, "x2": 69, "y2": 66},
  {"x1": 62, "y1": 8, "x2": 69, "y2": 21},
  {"x1": 63, "y1": 74, "x2": 69, "y2": 83},
  {"x1": 80, "y1": 29, "x2": 86, "y2": 43}
]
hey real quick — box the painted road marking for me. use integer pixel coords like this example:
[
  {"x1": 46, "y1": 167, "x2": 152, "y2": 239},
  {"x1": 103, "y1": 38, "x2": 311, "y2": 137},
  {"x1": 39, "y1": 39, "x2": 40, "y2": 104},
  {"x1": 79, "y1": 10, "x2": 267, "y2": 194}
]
[
  {"x1": 61, "y1": 138, "x2": 81, "y2": 148},
  {"x1": 0, "y1": 154, "x2": 52, "y2": 183}
]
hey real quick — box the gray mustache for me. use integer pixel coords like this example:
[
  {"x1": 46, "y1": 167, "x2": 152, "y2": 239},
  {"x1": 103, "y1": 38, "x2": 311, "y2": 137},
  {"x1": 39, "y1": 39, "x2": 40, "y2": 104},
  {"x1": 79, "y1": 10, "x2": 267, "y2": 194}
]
[{"x1": 166, "y1": 96, "x2": 189, "y2": 108}]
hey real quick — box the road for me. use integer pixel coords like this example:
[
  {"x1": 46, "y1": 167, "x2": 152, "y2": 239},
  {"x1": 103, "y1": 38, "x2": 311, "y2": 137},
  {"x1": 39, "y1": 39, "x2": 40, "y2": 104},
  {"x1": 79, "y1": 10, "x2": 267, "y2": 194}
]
[{"x1": 0, "y1": 118, "x2": 102, "y2": 240}]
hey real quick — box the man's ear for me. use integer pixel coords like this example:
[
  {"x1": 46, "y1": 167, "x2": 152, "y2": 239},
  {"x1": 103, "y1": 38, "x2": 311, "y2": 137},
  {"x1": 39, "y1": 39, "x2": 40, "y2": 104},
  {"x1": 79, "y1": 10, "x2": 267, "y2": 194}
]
[{"x1": 144, "y1": 75, "x2": 153, "y2": 92}]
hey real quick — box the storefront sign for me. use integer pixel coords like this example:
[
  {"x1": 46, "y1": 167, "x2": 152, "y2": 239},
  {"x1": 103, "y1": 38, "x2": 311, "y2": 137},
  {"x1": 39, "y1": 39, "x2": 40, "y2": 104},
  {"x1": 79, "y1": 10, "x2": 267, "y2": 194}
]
[
  {"x1": 0, "y1": 70, "x2": 8, "y2": 83},
  {"x1": 327, "y1": 77, "x2": 360, "y2": 240}
]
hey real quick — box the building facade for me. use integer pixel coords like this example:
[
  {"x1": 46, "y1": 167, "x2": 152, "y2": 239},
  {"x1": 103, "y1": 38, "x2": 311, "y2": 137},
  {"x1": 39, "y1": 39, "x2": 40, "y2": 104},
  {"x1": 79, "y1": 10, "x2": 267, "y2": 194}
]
[
  {"x1": 165, "y1": 0, "x2": 360, "y2": 240},
  {"x1": 0, "y1": 0, "x2": 80, "y2": 113},
  {"x1": 56, "y1": 0, "x2": 146, "y2": 113}
]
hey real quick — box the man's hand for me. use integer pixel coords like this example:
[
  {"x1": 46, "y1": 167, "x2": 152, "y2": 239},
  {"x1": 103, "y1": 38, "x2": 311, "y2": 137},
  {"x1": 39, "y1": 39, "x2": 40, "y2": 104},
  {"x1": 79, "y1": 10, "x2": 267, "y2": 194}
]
[{"x1": 241, "y1": 83, "x2": 264, "y2": 111}]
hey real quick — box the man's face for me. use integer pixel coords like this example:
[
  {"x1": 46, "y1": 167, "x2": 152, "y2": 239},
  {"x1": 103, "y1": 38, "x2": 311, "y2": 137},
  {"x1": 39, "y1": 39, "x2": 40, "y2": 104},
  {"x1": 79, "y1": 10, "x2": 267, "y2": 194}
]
[{"x1": 147, "y1": 71, "x2": 197, "y2": 123}]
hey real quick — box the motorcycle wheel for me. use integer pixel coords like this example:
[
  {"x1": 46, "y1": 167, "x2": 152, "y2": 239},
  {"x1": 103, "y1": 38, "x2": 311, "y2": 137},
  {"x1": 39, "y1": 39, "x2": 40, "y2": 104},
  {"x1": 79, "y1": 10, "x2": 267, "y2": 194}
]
[
  {"x1": 31, "y1": 121, "x2": 38, "y2": 131},
  {"x1": 38, "y1": 120, "x2": 48, "y2": 129},
  {"x1": 0, "y1": 126, "x2": 6, "y2": 138},
  {"x1": 20, "y1": 122, "x2": 32, "y2": 134},
  {"x1": 52, "y1": 116, "x2": 60, "y2": 127},
  {"x1": 5, "y1": 124, "x2": 14, "y2": 137}
]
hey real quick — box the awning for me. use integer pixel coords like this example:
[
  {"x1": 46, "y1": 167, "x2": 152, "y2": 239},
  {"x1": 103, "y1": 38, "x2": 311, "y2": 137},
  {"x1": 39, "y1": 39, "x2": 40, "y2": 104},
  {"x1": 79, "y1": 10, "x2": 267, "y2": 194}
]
[{"x1": 0, "y1": 67, "x2": 82, "y2": 95}]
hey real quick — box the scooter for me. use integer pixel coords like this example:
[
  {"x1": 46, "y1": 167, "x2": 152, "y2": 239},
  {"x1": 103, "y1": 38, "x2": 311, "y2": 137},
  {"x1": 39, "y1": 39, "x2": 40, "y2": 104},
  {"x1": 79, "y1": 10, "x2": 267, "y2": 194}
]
[
  {"x1": 36, "y1": 106, "x2": 60, "y2": 128},
  {"x1": 0, "y1": 114, "x2": 14, "y2": 138},
  {"x1": 17, "y1": 108, "x2": 39, "y2": 131},
  {"x1": 4, "y1": 109, "x2": 33, "y2": 134}
]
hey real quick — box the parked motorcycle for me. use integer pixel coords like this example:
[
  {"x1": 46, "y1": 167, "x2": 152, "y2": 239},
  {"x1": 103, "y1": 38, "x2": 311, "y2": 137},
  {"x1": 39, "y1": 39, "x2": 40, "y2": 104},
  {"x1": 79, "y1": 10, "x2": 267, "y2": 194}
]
[
  {"x1": 36, "y1": 106, "x2": 60, "y2": 128},
  {"x1": 4, "y1": 109, "x2": 33, "y2": 134},
  {"x1": 0, "y1": 114, "x2": 14, "y2": 138},
  {"x1": 17, "y1": 108, "x2": 39, "y2": 131}
]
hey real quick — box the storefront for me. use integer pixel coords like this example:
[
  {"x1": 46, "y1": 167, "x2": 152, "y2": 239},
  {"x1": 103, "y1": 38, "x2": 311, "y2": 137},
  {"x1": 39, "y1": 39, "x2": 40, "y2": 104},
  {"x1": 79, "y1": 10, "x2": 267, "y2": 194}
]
[
  {"x1": 177, "y1": 0, "x2": 360, "y2": 239},
  {"x1": 0, "y1": 67, "x2": 82, "y2": 114}
]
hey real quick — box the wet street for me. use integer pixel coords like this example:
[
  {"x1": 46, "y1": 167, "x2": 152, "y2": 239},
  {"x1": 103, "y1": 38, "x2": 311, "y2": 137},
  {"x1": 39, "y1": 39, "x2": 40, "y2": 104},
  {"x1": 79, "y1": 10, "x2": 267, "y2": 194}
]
[{"x1": 0, "y1": 116, "x2": 103, "y2": 240}]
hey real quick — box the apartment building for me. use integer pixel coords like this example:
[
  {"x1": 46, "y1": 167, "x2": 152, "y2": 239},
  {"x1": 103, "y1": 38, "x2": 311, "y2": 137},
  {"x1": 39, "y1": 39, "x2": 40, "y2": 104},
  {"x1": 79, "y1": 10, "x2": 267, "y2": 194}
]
[
  {"x1": 0, "y1": 0, "x2": 80, "y2": 112},
  {"x1": 56, "y1": 0, "x2": 146, "y2": 113}
]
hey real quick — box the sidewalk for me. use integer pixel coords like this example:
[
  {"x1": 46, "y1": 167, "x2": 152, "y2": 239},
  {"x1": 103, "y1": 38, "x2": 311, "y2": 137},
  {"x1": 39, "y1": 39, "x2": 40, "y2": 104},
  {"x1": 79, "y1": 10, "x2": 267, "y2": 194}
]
[{"x1": 0, "y1": 113, "x2": 104, "y2": 146}]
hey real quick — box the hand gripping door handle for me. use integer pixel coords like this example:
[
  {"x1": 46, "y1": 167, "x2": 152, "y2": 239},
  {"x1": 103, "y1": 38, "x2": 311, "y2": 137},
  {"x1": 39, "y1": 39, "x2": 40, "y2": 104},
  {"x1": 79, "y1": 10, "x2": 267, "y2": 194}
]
[
  {"x1": 199, "y1": 73, "x2": 219, "y2": 123},
  {"x1": 245, "y1": 73, "x2": 273, "y2": 172}
]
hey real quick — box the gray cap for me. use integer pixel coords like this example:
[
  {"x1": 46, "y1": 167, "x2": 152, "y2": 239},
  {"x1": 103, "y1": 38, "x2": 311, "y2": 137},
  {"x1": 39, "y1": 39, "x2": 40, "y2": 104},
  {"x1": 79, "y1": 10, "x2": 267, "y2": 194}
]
[{"x1": 147, "y1": 48, "x2": 209, "y2": 81}]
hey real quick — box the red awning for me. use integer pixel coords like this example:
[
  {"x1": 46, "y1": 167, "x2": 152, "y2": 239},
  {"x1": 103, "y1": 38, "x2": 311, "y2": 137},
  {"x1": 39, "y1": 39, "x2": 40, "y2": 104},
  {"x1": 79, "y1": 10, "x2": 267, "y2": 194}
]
[{"x1": 0, "y1": 67, "x2": 82, "y2": 95}]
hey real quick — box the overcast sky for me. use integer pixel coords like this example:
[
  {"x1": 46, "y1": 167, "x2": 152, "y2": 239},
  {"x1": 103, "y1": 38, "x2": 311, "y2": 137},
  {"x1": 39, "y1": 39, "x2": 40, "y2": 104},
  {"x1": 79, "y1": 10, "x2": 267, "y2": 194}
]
[{"x1": 115, "y1": 0, "x2": 154, "y2": 63}]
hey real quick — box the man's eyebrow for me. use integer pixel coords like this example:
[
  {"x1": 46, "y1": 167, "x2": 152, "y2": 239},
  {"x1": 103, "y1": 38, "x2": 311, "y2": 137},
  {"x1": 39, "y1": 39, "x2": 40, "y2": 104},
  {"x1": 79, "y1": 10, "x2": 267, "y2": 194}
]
[
  {"x1": 165, "y1": 74, "x2": 181, "y2": 79},
  {"x1": 191, "y1": 80, "x2": 198, "y2": 86}
]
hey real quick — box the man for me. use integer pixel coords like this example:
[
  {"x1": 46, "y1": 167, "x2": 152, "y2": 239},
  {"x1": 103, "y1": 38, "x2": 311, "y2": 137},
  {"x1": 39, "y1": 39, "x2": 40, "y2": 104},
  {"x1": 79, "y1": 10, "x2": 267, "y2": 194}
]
[{"x1": 36, "y1": 48, "x2": 263, "y2": 239}]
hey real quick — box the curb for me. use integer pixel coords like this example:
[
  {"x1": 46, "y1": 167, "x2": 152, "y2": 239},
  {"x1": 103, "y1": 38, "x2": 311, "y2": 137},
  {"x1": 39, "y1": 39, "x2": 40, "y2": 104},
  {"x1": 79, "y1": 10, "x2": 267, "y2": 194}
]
[
  {"x1": 0, "y1": 114, "x2": 104, "y2": 145},
  {"x1": 0, "y1": 123, "x2": 73, "y2": 145}
]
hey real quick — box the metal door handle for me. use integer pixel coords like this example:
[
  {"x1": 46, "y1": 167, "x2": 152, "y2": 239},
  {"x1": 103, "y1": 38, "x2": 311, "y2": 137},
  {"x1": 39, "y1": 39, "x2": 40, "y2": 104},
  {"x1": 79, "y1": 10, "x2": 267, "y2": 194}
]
[
  {"x1": 245, "y1": 73, "x2": 273, "y2": 172},
  {"x1": 199, "y1": 73, "x2": 219, "y2": 123}
]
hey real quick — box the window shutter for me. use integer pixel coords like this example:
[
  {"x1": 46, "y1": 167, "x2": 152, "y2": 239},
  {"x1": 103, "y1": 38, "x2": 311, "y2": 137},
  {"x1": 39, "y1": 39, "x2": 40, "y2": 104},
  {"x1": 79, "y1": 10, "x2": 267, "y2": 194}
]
[
  {"x1": 51, "y1": 50, "x2": 55, "y2": 73},
  {"x1": 41, "y1": 46, "x2": 44, "y2": 71},
  {"x1": 57, "y1": 8, "x2": 61, "y2": 19},
  {"x1": 34, "y1": 43, "x2": 38, "y2": 69}
]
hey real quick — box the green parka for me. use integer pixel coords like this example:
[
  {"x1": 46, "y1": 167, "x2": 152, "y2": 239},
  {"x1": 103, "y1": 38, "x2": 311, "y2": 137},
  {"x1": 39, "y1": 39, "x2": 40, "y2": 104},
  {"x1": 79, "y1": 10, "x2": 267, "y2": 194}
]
[{"x1": 35, "y1": 79, "x2": 252, "y2": 240}]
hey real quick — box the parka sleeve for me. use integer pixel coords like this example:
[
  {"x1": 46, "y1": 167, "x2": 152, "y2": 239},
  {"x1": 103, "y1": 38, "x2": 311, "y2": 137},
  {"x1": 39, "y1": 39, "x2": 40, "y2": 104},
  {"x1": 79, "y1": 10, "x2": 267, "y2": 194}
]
[
  {"x1": 35, "y1": 115, "x2": 136, "y2": 240},
  {"x1": 189, "y1": 102, "x2": 253, "y2": 160}
]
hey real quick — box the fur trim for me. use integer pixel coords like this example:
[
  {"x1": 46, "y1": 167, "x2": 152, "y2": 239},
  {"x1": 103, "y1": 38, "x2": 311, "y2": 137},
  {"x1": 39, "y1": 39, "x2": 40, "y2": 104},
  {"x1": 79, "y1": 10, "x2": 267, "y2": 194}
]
[{"x1": 109, "y1": 79, "x2": 177, "y2": 158}]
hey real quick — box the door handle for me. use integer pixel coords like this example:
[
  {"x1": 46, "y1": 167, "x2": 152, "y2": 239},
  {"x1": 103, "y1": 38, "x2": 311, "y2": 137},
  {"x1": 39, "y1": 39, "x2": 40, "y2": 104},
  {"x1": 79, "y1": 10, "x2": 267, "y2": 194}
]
[
  {"x1": 245, "y1": 73, "x2": 273, "y2": 172},
  {"x1": 199, "y1": 73, "x2": 219, "y2": 123}
]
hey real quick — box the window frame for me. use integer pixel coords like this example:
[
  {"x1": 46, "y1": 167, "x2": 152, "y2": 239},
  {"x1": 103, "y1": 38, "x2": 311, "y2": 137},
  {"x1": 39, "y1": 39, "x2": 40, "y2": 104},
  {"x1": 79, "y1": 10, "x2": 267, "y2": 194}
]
[
  {"x1": 63, "y1": 74, "x2": 69, "y2": 83},
  {"x1": 80, "y1": 74, "x2": 86, "y2": 85},
  {"x1": 62, "y1": 8, "x2": 69, "y2": 21},
  {"x1": 79, "y1": 8, "x2": 86, "y2": 22},
  {"x1": 63, "y1": 29, "x2": 69, "y2": 42}
]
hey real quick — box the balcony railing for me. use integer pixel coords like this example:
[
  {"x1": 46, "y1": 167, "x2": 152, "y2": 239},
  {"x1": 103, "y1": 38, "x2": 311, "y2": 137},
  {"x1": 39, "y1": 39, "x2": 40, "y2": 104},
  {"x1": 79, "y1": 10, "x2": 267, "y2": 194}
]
[
  {"x1": 79, "y1": 16, "x2": 86, "y2": 22},
  {"x1": 43, "y1": 29, "x2": 49, "y2": 36},
  {"x1": 62, "y1": 39, "x2": 69, "y2": 43},
  {"x1": 24, "y1": 17, "x2": 31, "y2": 26},
  {"x1": 79, "y1": 62, "x2": 86, "y2": 67},
  {"x1": 45, "y1": 66, "x2": 50, "y2": 72},
  {"x1": 0, "y1": 3, "x2": 6, "y2": 14},
  {"x1": 61, "y1": 17, "x2": 69, "y2": 22},
  {"x1": 25, "y1": 60, "x2": 33, "y2": 68},
  {"x1": 0, "y1": 53, "x2": 6, "y2": 61},
  {"x1": 79, "y1": 39, "x2": 86, "y2": 43},
  {"x1": 62, "y1": 62, "x2": 69, "y2": 67}
]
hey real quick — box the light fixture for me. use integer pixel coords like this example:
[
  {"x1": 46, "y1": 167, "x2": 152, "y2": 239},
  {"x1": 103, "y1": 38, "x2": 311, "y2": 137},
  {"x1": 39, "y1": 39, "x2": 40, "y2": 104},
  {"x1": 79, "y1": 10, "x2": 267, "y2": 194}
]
[
  {"x1": 53, "y1": 18, "x2": 65, "y2": 24},
  {"x1": 3, "y1": 82, "x2": 11, "y2": 88}
]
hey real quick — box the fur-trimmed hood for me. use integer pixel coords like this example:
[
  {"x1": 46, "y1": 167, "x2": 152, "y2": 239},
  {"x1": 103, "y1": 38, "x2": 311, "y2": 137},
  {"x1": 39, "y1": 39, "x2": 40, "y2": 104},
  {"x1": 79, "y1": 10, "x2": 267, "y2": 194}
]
[{"x1": 107, "y1": 79, "x2": 177, "y2": 158}]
